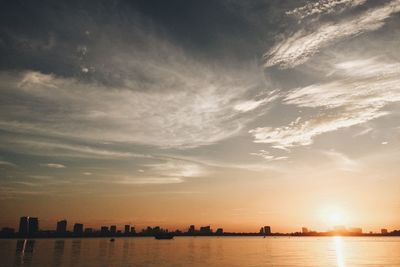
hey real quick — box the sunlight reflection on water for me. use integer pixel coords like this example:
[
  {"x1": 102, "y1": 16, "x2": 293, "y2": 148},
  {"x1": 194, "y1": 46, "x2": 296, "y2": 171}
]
[{"x1": 1, "y1": 236, "x2": 400, "y2": 267}]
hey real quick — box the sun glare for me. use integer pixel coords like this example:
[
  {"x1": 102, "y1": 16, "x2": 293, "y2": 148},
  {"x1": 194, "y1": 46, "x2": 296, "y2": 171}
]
[{"x1": 321, "y1": 206, "x2": 348, "y2": 227}]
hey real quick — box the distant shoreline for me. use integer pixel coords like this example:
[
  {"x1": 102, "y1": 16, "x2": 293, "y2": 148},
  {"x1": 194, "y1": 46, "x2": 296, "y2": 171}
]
[{"x1": 1, "y1": 233, "x2": 399, "y2": 239}]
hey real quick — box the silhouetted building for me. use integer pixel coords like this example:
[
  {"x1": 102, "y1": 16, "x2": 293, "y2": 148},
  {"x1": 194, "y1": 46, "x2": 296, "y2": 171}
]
[
  {"x1": 1, "y1": 227, "x2": 15, "y2": 235},
  {"x1": 200, "y1": 226, "x2": 212, "y2": 234},
  {"x1": 84, "y1": 228, "x2": 93, "y2": 233},
  {"x1": 381, "y1": 228, "x2": 388, "y2": 234},
  {"x1": 73, "y1": 223, "x2": 83, "y2": 234},
  {"x1": 188, "y1": 225, "x2": 195, "y2": 234},
  {"x1": 302, "y1": 227, "x2": 309, "y2": 234},
  {"x1": 264, "y1": 226, "x2": 271, "y2": 235},
  {"x1": 29, "y1": 217, "x2": 39, "y2": 234},
  {"x1": 101, "y1": 226, "x2": 109, "y2": 234},
  {"x1": 216, "y1": 228, "x2": 223, "y2": 235},
  {"x1": 56, "y1": 220, "x2": 67, "y2": 233},
  {"x1": 124, "y1": 225, "x2": 130, "y2": 234},
  {"x1": 110, "y1": 225, "x2": 117, "y2": 234},
  {"x1": 349, "y1": 227, "x2": 362, "y2": 234},
  {"x1": 19, "y1": 217, "x2": 29, "y2": 235},
  {"x1": 130, "y1": 227, "x2": 136, "y2": 234}
]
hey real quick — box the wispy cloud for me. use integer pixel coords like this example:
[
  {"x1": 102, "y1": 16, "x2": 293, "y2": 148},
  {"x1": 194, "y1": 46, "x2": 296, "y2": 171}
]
[
  {"x1": 249, "y1": 150, "x2": 288, "y2": 161},
  {"x1": 286, "y1": 0, "x2": 366, "y2": 19},
  {"x1": 0, "y1": 64, "x2": 267, "y2": 149},
  {"x1": 234, "y1": 91, "x2": 279, "y2": 112},
  {"x1": 266, "y1": 0, "x2": 400, "y2": 68},
  {"x1": 114, "y1": 177, "x2": 184, "y2": 185},
  {"x1": 40, "y1": 163, "x2": 66, "y2": 168},
  {"x1": 144, "y1": 159, "x2": 206, "y2": 178},
  {"x1": 320, "y1": 149, "x2": 359, "y2": 171},
  {"x1": 0, "y1": 138, "x2": 149, "y2": 159},
  {"x1": 251, "y1": 58, "x2": 400, "y2": 148},
  {"x1": 0, "y1": 160, "x2": 17, "y2": 167}
]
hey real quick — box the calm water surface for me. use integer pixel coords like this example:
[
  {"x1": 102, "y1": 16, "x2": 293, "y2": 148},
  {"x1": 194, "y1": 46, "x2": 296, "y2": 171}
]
[{"x1": 0, "y1": 237, "x2": 399, "y2": 267}]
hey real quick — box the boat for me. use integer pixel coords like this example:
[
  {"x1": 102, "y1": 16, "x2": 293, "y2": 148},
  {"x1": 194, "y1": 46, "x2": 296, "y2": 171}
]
[
  {"x1": 154, "y1": 233, "x2": 174, "y2": 240},
  {"x1": 110, "y1": 238, "x2": 115, "y2": 242}
]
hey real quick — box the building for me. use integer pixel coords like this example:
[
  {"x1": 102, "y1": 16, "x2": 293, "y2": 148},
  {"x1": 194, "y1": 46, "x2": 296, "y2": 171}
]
[
  {"x1": 188, "y1": 225, "x2": 195, "y2": 234},
  {"x1": 84, "y1": 228, "x2": 93, "y2": 233},
  {"x1": 381, "y1": 229, "x2": 388, "y2": 235},
  {"x1": 28, "y1": 217, "x2": 39, "y2": 234},
  {"x1": 19, "y1": 217, "x2": 29, "y2": 235},
  {"x1": 56, "y1": 220, "x2": 67, "y2": 233},
  {"x1": 73, "y1": 223, "x2": 84, "y2": 234},
  {"x1": 124, "y1": 225, "x2": 130, "y2": 234},
  {"x1": 216, "y1": 228, "x2": 223, "y2": 235},
  {"x1": 264, "y1": 226, "x2": 271, "y2": 235},
  {"x1": 1, "y1": 227, "x2": 15, "y2": 235},
  {"x1": 130, "y1": 227, "x2": 136, "y2": 234},
  {"x1": 110, "y1": 225, "x2": 117, "y2": 234},
  {"x1": 199, "y1": 226, "x2": 212, "y2": 235},
  {"x1": 302, "y1": 227, "x2": 309, "y2": 234},
  {"x1": 101, "y1": 226, "x2": 109, "y2": 234},
  {"x1": 349, "y1": 228, "x2": 362, "y2": 234}
]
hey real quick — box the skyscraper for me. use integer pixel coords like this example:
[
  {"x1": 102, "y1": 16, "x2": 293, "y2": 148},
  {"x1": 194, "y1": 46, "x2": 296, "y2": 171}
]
[
  {"x1": 73, "y1": 223, "x2": 83, "y2": 234},
  {"x1": 28, "y1": 217, "x2": 39, "y2": 234},
  {"x1": 110, "y1": 225, "x2": 117, "y2": 234},
  {"x1": 56, "y1": 220, "x2": 67, "y2": 233},
  {"x1": 264, "y1": 226, "x2": 271, "y2": 235},
  {"x1": 188, "y1": 225, "x2": 195, "y2": 234},
  {"x1": 124, "y1": 225, "x2": 130, "y2": 234},
  {"x1": 18, "y1": 217, "x2": 29, "y2": 235}
]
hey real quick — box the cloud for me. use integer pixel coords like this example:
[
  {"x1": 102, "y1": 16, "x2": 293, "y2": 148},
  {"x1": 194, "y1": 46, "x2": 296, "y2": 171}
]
[
  {"x1": 0, "y1": 138, "x2": 149, "y2": 159},
  {"x1": 234, "y1": 91, "x2": 279, "y2": 112},
  {"x1": 41, "y1": 163, "x2": 66, "y2": 169},
  {"x1": 321, "y1": 150, "x2": 359, "y2": 171},
  {"x1": 29, "y1": 175, "x2": 53, "y2": 180},
  {"x1": 0, "y1": 160, "x2": 16, "y2": 167},
  {"x1": 249, "y1": 150, "x2": 288, "y2": 161},
  {"x1": 265, "y1": 0, "x2": 400, "y2": 68},
  {"x1": 0, "y1": 63, "x2": 267, "y2": 149},
  {"x1": 144, "y1": 159, "x2": 205, "y2": 178},
  {"x1": 251, "y1": 58, "x2": 400, "y2": 148},
  {"x1": 286, "y1": 0, "x2": 366, "y2": 19},
  {"x1": 114, "y1": 177, "x2": 184, "y2": 185}
]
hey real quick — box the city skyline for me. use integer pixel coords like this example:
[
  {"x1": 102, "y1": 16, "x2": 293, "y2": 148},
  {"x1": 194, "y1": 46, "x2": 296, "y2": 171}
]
[
  {"x1": 1, "y1": 0, "x2": 400, "y2": 233},
  {"x1": 0, "y1": 216, "x2": 400, "y2": 238}
]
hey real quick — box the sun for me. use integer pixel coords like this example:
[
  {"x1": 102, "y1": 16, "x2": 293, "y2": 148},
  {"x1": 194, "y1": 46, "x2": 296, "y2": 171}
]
[
  {"x1": 320, "y1": 206, "x2": 348, "y2": 227},
  {"x1": 328, "y1": 211, "x2": 345, "y2": 225}
]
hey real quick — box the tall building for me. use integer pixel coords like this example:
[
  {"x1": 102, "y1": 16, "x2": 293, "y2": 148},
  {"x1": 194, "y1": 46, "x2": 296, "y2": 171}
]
[
  {"x1": 101, "y1": 226, "x2": 109, "y2": 234},
  {"x1": 28, "y1": 217, "x2": 39, "y2": 234},
  {"x1": 302, "y1": 227, "x2": 309, "y2": 234},
  {"x1": 73, "y1": 223, "x2": 83, "y2": 234},
  {"x1": 110, "y1": 225, "x2": 117, "y2": 234},
  {"x1": 199, "y1": 226, "x2": 212, "y2": 234},
  {"x1": 56, "y1": 220, "x2": 67, "y2": 233},
  {"x1": 124, "y1": 225, "x2": 130, "y2": 234},
  {"x1": 381, "y1": 229, "x2": 388, "y2": 234},
  {"x1": 188, "y1": 225, "x2": 195, "y2": 234},
  {"x1": 19, "y1": 217, "x2": 29, "y2": 235},
  {"x1": 130, "y1": 227, "x2": 136, "y2": 234},
  {"x1": 264, "y1": 226, "x2": 271, "y2": 235}
]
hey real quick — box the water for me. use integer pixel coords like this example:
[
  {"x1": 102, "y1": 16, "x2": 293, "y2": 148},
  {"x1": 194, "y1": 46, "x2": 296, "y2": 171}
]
[{"x1": 0, "y1": 237, "x2": 399, "y2": 267}]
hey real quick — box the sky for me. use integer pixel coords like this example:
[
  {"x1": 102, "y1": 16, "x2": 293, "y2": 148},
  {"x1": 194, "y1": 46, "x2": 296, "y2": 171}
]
[{"x1": 0, "y1": 0, "x2": 400, "y2": 233}]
